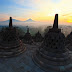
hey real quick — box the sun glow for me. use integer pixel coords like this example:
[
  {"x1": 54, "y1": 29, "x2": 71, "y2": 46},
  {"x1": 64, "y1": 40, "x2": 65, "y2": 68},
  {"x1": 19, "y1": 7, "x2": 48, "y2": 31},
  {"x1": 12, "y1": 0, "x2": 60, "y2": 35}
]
[
  {"x1": 0, "y1": 0, "x2": 72, "y2": 25},
  {"x1": 67, "y1": 20, "x2": 72, "y2": 23}
]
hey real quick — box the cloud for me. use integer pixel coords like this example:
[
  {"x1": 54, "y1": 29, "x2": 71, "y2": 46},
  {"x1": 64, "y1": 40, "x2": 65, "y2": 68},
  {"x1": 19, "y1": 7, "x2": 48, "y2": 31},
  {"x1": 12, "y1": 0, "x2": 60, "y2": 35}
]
[
  {"x1": 14, "y1": 0, "x2": 37, "y2": 8},
  {"x1": 51, "y1": 0, "x2": 61, "y2": 3},
  {"x1": 0, "y1": 14, "x2": 9, "y2": 21},
  {"x1": 0, "y1": 0, "x2": 72, "y2": 25}
]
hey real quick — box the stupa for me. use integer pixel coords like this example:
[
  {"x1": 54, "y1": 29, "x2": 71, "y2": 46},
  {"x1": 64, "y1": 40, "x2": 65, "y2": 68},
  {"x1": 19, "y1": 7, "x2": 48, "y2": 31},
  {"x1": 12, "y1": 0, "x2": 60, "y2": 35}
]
[
  {"x1": 0, "y1": 17, "x2": 26, "y2": 57},
  {"x1": 32, "y1": 14, "x2": 72, "y2": 72},
  {"x1": 34, "y1": 31, "x2": 43, "y2": 42},
  {"x1": 23, "y1": 27, "x2": 33, "y2": 44},
  {"x1": 65, "y1": 32, "x2": 72, "y2": 51},
  {"x1": 66, "y1": 32, "x2": 72, "y2": 44}
]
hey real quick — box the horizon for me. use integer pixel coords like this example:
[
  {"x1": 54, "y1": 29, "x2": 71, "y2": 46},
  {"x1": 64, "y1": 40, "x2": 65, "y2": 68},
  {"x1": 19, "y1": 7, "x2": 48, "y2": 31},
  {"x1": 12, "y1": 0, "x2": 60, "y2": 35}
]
[
  {"x1": 0, "y1": 0, "x2": 72, "y2": 25},
  {"x1": 0, "y1": 18, "x2": 35, "y2": 22}
]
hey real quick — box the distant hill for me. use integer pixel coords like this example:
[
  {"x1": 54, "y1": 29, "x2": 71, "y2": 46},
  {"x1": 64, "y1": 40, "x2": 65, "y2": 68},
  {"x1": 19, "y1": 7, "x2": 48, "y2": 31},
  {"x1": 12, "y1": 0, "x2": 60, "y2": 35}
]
[
  {"x1": 24, "y1": 18, "x2": 35, "y2": 22},
  {"x1": 0, "y1": 18, "x2": 35, "y2": 26},
  {"x1": 0, "y1": 18, "x2": 35, "y2": 23},
  {"x1": 0, "y1": 19, "x2": 21, "y2": 23},
  {"x1": 0, "y1": 19, "x2": 22, "y2": 26}
]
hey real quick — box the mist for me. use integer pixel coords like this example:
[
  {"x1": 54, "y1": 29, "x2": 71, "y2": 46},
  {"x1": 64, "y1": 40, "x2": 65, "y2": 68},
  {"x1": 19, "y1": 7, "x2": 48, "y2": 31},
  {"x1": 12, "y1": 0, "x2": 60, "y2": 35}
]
[{"x1": 0, "y1": 21, "x2": 72, "y2": 37}]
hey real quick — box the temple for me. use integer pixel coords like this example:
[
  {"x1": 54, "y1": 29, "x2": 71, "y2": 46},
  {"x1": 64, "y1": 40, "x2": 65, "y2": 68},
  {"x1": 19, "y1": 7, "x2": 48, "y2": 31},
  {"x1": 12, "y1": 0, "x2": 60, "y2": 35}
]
[
  {"x1": 23, "y1": 27, "x2": 33, "y2": 44},
  {"x1": 32, "y1": 14, "x2": 72, "y2": 72},
  {"x1": 0, "y1": 17, "x2": 26, "y2": 57},
  {"x1": 34, "y1": 31, "x2": 43, "y2": 42}
]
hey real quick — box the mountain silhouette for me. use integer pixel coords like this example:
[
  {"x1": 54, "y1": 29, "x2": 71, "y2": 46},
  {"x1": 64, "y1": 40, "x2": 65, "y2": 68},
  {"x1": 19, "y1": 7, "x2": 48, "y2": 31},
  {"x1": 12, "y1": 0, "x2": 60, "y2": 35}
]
[
  {"x1": 0, "y1": 18, "x2": 35, "y2": 26},
  {"x1": 0, "y1": 18, "x2": 35, "y2": 23},
  {"x1": 0, "y1": 19, "x2": 21, "y2": 23},
  {"x1": 24, "y1": 18, "x2": 35, "y2": 22}
]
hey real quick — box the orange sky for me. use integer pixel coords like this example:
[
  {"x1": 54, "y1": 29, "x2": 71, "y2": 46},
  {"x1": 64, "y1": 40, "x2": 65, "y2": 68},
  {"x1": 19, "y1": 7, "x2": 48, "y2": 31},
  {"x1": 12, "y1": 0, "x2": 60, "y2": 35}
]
[{"x1": 0, "y1": 0, "x2": 72, "y2": 25}]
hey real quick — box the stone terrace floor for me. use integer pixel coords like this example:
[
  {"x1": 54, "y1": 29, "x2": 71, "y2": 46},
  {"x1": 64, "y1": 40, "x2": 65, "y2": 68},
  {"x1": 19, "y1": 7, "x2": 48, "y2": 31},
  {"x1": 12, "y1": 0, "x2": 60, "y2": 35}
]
[
  {"x1": 0, "y1": 43, "x2": 44, "y2": 72},
  {"x1": 0, "y1": 43, "x2": 72, "y2": 72}
]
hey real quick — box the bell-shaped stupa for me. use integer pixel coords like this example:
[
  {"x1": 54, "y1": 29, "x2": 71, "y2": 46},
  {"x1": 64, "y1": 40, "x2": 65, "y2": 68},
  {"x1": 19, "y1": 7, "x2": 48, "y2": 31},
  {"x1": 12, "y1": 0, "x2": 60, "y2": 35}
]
[
  {"x1": 32, "y1": 14, "x2": 72, "y2": 72},
  {"x1": 23, "y1": 27, "x2": 33, "y2": 44},
  {"x1": 34, "y1": 31, "x2": 43, "y2": 42},
  {"x1": 0, "y1": 17, "x2": 26, "y2": 57},
  {"x1": 65, "y1": 32, "x2": 72, "y2": 51}
]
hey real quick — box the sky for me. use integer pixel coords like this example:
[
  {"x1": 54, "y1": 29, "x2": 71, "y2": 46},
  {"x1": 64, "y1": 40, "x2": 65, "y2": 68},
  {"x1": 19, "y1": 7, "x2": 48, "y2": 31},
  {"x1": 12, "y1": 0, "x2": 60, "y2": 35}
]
[{"x1": 0, "y1": 0, "x2": 72, "y2": 25}]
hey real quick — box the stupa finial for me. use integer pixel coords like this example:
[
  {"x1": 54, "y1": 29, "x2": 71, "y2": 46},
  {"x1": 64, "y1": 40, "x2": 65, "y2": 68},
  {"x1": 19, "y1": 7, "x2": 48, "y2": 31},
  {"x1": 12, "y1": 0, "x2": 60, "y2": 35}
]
[
  {"x1": 27, "y1": 27, "x2": 29, "y2": 33},
  {"x1": 53, "y1": 14, "x2": 58, "y2": 29},
  {"x1": 9, "y1": 17, "x2": 12, "y2": 28}
]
